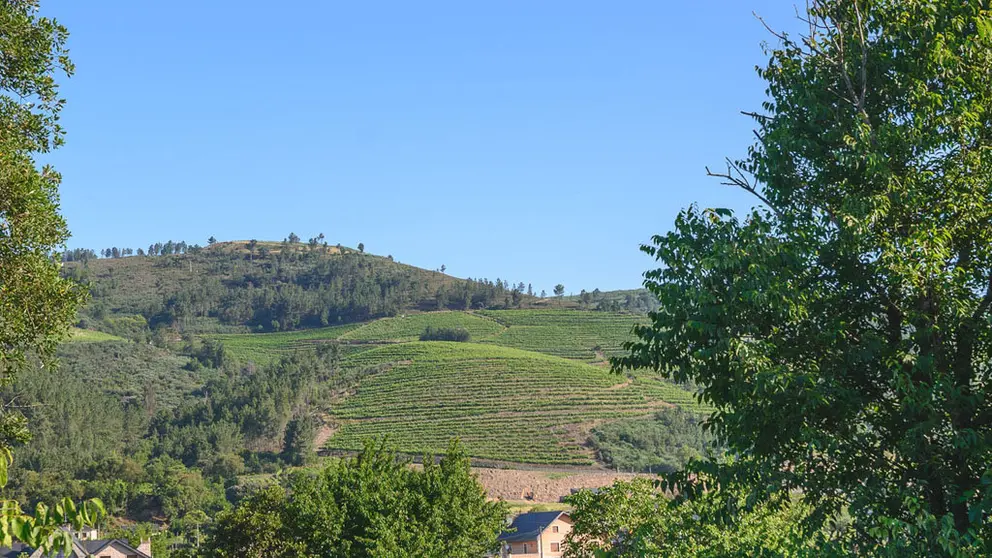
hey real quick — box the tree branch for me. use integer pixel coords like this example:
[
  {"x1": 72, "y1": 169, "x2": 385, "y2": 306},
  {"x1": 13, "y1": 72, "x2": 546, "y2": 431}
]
[
  {"x1": 753, "y1": 11, "x2": 788, "y2": 42},
  {"x1": 705, "y1": 159, "x2": 784, "y2": 219},
  {"x1": 741, "y1": 111, "x2": 772, "y2": 122},
  {"x1": 972, "y1": 274, "x2": 992, "y2": 322}
]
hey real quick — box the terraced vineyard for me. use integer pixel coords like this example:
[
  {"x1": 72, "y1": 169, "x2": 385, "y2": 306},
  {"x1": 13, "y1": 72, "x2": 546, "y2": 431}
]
[
  {"x1": 208, "y1": 323, "x2": 361, "y2": 363},
  {"x1": 339, "y1": 311, "x2": 505, "y2": 342},
  {"x1": 480, "y1": 309, "x2": 646, "y2": 361},
  {"x1": 326, "y1": 341, "x2": 707, "y2": 465},
  {"x1": 202, "y1": 309, "x2": 645, "y2": 366}
]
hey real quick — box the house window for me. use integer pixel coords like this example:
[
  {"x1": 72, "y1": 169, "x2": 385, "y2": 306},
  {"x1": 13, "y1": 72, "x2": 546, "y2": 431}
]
[
  {"x1": 551, "y1": 542, "x2": 561, "y2": 552},
  {"x1": 552, "y1": 525, "x2": 559, "y2": 533}
]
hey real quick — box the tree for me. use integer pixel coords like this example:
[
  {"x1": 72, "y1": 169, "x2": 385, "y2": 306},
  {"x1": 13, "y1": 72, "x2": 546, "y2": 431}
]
[
  {"x1": 204, "y1": 440, "x2": 506, "y2": 557},
  {"x1": 553, "y1": 284, "x2": 565, "y2": 306},
  {"x1": 206, "y1": 485, "x2": 305, "y2": 558},
  {"x1": 281, "y1": 413, "x2": 318, "y2": 466},
  {"x1": 247, "y1": 239, "x2": 257, "y2": 262},
  {"x1": 287, "y1": 232, "x2": 300, "y2": 244},
  {"x1": 357, "y1": 242, "x2": 365, "y2": 253},
  {"x1": 617, "y1": 1, "x2": 992, "y2": 553},
  {"x1": 207, "y1": 236, "x2": 217, "y2": 245},
  {"x1": 0, "y1": 1, "x2": 103, "y2": 551},
  {"x1": 563, "y1": 478, "x2": 814, "y2": 557},
  {"x1": 440, "y1": 264, "x2": 446, "y2": 274}
]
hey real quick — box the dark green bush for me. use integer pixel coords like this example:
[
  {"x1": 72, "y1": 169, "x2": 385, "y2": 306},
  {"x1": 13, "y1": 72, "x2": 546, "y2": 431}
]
[{"x1": 419, "y1": 326, "x2": 471, "y2": 342}]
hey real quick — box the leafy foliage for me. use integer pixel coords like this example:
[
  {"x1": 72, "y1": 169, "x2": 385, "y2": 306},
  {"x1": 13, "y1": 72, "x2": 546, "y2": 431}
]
[
  {"x1": 419, "y1": 326, "x2": 471, "y2": 342},
  {"x1": 0, "y1": 0, "x2": 84, "y2": 379},
  {"x1": 563, "y1": 478, "x2": 815, "y2": 557},
  {"x1": 205, "y1": 440, "x2": 507, "y2": 558},
  {"x1": 589, "y1": 408, "x2": 715, "y2": 474},
  {"x1": 616, "y1": 1, "x2": 992, "y2": 554}
]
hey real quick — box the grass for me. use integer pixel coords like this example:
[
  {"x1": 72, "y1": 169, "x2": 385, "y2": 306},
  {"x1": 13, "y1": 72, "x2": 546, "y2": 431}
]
[
  {"x1": 68, "y1": 328, "x2": 125, "y2": 343},
  {"x1": 207, "y1": 323, "x2": 362, "y2": 364},
  {"x1": 339, "y1": 312, "x2": 506, "y2": 342},
  {"x1": 325, "y1": 341, "x2": 708, "y2": 466},
  {"x1": 479, "y1": 309, "x2": 646, "y2": 361}
]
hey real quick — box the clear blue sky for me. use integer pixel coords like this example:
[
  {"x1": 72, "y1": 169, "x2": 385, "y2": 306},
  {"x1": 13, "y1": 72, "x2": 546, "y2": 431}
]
[{"x1": 48, "y1": 1, "x2": 800, "y2": 294}]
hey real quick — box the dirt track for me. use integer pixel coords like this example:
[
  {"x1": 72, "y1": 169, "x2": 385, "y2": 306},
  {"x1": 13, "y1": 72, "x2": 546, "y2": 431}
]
[{"x1": 473, "y1": 467, "x2": 648, "y2": 503}]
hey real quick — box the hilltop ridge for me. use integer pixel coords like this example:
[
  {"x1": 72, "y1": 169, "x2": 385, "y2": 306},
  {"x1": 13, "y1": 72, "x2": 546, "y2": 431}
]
[
  {"x1": 64, "y1": 239, "x2": 540, "y2": 336},
  {"x1": 63, "y1": 239, "x2": 648, "y2": 338}
]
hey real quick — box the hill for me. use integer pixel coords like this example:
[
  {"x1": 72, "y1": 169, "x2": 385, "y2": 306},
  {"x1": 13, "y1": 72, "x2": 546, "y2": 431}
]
[
  {"x1": 52, "y1": 242, "x2": 702, "y2": 478},
  {"x1": 64, "y1": 240, "x2": 540, "y2": 337},
  {"x1": 325, "y1": 342, "x2": 706, "y2": 465}
]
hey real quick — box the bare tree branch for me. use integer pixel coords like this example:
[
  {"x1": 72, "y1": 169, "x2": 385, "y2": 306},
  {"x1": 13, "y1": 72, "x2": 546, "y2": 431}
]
[
  {"x1": 853, "y1": 0, "x2": 868, "y2": 108},
  {"x1": 741, "y1": 111, "x2": 772, "y2": 122},
  {"x1": 753, "y1": 11, "x2": 788, "y2": 42},
  {"x1": 705, "y1": 158, "x2": 784, "y2": 219}
]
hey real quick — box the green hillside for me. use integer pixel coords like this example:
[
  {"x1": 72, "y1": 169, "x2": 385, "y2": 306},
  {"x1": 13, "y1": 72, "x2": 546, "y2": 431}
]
[
  {"x1": 56, "y1": 242, "x2": 687, "y2": 472},
  {"x1": 205, "y1": 309, "x2": 644, "y2": 366},
  {"x1": 209, "y1": 323, "x2": 362, "y2": 363},
  {"x1": 481, "y1": 309, "x2": 646, "y2": 361},
  {"x1": 339, "y1": 311, "x2": 505, "y2": 342},
  {"x1": 64, "y1": 240, "x2": 538, "y2": 337},
  {"x1": 325, "y1": 342, "x2": 706, "y2": 465},
  {"x1": 57, "y1": 340, "x2": 205, "y2": 410}
]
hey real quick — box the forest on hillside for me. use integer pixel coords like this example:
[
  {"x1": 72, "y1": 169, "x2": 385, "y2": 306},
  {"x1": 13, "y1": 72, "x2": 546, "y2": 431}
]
[{"x1": 63, "y1": 239, "x2": 653, "y2": 340}]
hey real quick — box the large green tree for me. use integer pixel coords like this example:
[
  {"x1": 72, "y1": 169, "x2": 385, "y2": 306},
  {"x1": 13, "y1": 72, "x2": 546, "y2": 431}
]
[
  {"x1": 617, "y1": 1, "x2": 992, "y2": 555},
  {"x1": 563, "y1": 478, "x2": 814, "y2": 558},
  {"x1": 0, "y1": 0, "x2": 83, "y2": 378},
  {"x1": 205, "y1": 440, "x2": 507, "y2": 558},
  {"x1": 0, "y1": 1, "x2": 101, "y2": 552}
]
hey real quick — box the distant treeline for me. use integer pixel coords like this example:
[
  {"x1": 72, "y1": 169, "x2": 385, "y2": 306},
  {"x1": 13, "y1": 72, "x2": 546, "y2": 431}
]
[{"x1": 62, "y1": 240, "x2": 202, "y2": 261}]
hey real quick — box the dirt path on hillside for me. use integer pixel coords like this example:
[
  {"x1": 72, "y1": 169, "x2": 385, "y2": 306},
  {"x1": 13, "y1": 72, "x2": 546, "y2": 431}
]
[
  {"x1": 472, "y1": 468, "x2": 649, "y2": 503},
  {"x1": 314, "y1": 420, "x2": 336, "y2": 450}
]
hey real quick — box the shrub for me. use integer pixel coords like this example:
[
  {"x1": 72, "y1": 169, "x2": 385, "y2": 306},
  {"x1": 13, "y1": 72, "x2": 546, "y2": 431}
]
[{"x1": 419, "y1": 326, "x2": 471, "y2": 342}]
